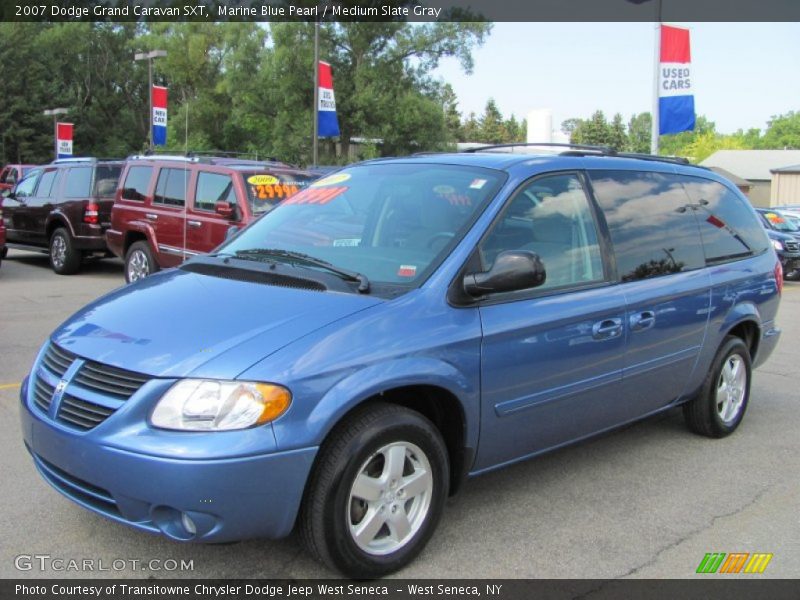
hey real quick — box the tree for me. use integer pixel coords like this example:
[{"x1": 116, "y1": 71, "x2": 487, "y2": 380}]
[
  {"x1": 571, "y1": 111, "x2": 615, "y2": 146},
  {"x1": 477, "y1": 99, "x2": 507, "y2": 143},
  {"x1": 760, "y1": 111, "x2": 800, "y2": 149},
  {"x1": 609, "y1": 113, "x2": 628, "y2": 151},
  {"x1": 627, "y1": 112, "x2": 651, "y2": 153}
]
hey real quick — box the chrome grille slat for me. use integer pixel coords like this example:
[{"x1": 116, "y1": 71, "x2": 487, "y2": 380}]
[
  {"x1": 33, "y1": 378, "x2": 54, "y2": 413},
  {"x1": 59, "y1": 396, "x2": 114, "y2": 417},
  {"x1": 58, "y1": 404, "x2": 106, "y2": 424},
  {"x1": 56, "y1": 411, "x2": 99, "y2": 430},
  {"x1": 81, "y1": 362, "x2": 148, "y2": 386},
  {"x1": 71, "y1": 375, "x2": 139, "y2": 397}
]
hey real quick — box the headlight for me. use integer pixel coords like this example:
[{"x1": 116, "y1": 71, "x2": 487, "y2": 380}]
[
  {"x1": 151, "y1": 380, "x2": 291, "y2": 431},
  {"x1": 772, "y1": 239, "x2": 784, "y2": 251}
]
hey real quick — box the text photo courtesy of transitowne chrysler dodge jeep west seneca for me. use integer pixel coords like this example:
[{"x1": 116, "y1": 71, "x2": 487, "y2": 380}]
[{"x1": 20, "y1": 147, "x2": 782, "y2": 577}]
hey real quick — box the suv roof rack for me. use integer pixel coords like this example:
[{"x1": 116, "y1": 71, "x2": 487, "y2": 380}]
[
  {"x1": 50, "y1": 157, "x2": 121, "y2": 164},
  {"x1": 126, "y1": 151, "x2": 291, "y2": 167},
  {"x1": 461, "y1": 142, "x2": 692, "y2": 166}
]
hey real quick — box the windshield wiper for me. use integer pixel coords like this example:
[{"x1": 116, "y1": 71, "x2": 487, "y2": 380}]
[{"x1": 233, "y1": 248, "x2": 370, "y2": 293}]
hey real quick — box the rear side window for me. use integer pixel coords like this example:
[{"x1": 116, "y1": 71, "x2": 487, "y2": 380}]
[
  {"x1": 63, "y1": 167, "x2": 93, "y2": 198},
  {"x1": 154, "y1": 168, "x2": 189, "y2": 207},
  {"x1": 93, "y1": 166, "x2": 121, "y2": 197},
  {"x1": 195, "y1": 172, "x2": 236, "y2": 212},
  {"x1": 121, "y1": 166, "x2": 153, "y2": 201},
  {"x1": 589, "y1": 170, "x2": 705, "y2": 282},
  {"x1": 680, "y1": 177, "x2": 770, "y2": 264},
  {"x1": 36, "y1": 170, "x2": 59, "y2": 198}
]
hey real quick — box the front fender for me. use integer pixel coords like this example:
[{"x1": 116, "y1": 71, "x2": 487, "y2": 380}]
[{"x1": 271, "y1": 357, "x2": 480, "y2": 453}]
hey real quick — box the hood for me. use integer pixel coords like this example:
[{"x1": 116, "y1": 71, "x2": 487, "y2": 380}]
[
  {"x1": 51, "y1": 267, "x2": 381, "y2": 379},
  {"x1": 766, "y1": 229, "x2": 796, "y2": 242}
]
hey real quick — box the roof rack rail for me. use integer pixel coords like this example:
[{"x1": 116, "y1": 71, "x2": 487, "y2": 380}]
[
  {"x1": 128, "y1": 150, "x2": 290, "y2": 166},
  {"x1": 462, "y1": 142, "x2": 613, "y2": 154},
  {"x1": 461, "y1": 142, "x2": 692, "y2": 166}
]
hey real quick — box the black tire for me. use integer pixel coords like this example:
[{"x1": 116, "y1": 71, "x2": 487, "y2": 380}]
[
  {"x1": 49, "y1": 227, "x2": 82, "y2": 275},
  {"x1": 299, "y1": 402, "x2": 449, "y2": 578},
  {"x1": 785, "y1": 268, "x2": 800, "y2": 282},
  {"x1": 124, "y1": 241, "x2": 159, "y2": 283},
  {"x1": 683, "y1": 335, "x2": 752, "y2": 438}
]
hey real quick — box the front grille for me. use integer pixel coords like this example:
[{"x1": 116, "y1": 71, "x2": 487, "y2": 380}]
[
  {"x1": 56, "y1": 395, "x2": 116, "y2": 431},
  {"x1": 73, "y1": 361, "x2": 149, "y2": 398},
  {"x1": 33, "y1": 378, "x2": 55, "y2": 414},
  {"x1": 35, "y1": 342, "x2": 150, "y2": 431},
  {"x1": 785, "y1": 240, "x2": 799, "y2": 252}
]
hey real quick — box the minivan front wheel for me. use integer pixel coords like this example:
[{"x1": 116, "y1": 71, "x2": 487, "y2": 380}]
[
  {"x1": 49, "y1": 228, "x2": 81, "y2": 275},
  {"x1": 300, "y1": 403, "x2": 449, "y2": 578},
  {"x1": 125, "y1": 241, "x2": 158, "y2": 283},
  {"x1": 683, "y1": 336, "x2": 751, "y2": 438}
]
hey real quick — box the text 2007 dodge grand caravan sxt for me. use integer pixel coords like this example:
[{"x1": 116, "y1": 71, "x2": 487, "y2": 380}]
[{"x1": 20, "y1": 148, "x2": 782, "y2": 577}]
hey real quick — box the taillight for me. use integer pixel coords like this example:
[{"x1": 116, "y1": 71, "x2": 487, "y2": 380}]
[
  {"x1": 775, "y1": 261, "x2": 783, "y2": 296},
  {"x1": 84, "y1": 202, "x2": 99, "y2": 224}
]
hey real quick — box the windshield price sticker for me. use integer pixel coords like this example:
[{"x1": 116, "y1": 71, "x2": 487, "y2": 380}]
[
  {"x1": 250, "y1": 183, "x2": 300, "y2": 200},
  {"x1": 283, "y1": 186, "x2": 348, "y2": 206},
  {"x1": 247, "y1": 174, "x2": 279, "y2": 186},
  {"x1": 397, "y1": 264, "x2": 417, "y2": 277}
]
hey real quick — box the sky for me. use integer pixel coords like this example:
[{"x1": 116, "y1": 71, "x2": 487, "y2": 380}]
[{"x1": 433, "y1": 22, "x2": 800, "y2": 136}]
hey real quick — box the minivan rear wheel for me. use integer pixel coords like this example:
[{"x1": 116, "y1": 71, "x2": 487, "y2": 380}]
[
  {"x1": 299, "y1": 403, "x2": 449, "y2": 578},
  {"x1": 49, "y1": 228, "x2": 82, "y2": 275},
  {"x1": 683, "y1": 335, "x2": 751, "y2": 438},
  {"x1": 125, "y1": 241, "x2": 158, "y2": 283}
]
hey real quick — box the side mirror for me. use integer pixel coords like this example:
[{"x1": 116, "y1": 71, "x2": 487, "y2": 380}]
[
  {"x1": 215, "y1": 201, "x2": 235, "y2": 219},
  {"x1": 464, "y1": 250, "x2": 546, "y2": 297}
]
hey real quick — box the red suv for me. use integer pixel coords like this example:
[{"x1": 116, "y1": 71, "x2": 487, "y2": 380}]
[
  {"x1": 0, "y1": 198, "x2": 6, "y2": 269},
  {"x1": 106, "y1": 155, "x2": 318, "y2": 282},
  {"x1": 0, "y1": 164, "x2": 36, "y2": 193}
]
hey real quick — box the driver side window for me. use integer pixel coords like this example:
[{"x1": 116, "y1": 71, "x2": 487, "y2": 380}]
[
  {"x1": 14, "y1": 170, "x2": 41, "y2": 198},
  {"x1": 480, "y1": 173, "x2": 605, "y2": 291}
]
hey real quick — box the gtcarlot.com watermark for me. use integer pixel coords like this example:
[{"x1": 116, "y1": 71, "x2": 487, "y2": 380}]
[{"x1": 14, "y1": 554, "x2": 194, "y2": 572}]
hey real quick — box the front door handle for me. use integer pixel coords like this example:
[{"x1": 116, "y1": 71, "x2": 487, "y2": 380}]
[
  {"x1": 630, "y1": 310, "x2": 656, "y2": 331},
  {"x1": 592, "y1": 318, "x2": 623, "y2": 340},
  {"x1": 187, "y1": 220, "x2": 202, "y2": 228}
]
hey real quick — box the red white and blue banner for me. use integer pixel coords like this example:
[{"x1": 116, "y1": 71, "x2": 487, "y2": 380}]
[
  {"x1": 152, "y1": 85, "x2": 168, "y2": 146},
  {"x1": 658, "y1": 25, "x2": 695, "y2": 135},
  {"x1": 56, "y1": 122, "x2": 73, "y2": 158},
  {"x1": 318, "y1": 61, "x2": 340, "y2": 138}
]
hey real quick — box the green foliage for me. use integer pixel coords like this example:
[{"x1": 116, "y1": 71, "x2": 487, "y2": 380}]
[
  {"x1": 760, "y1": 111, "x2": 800, "y2": 149},
  {"x1": 0, "y1": 21, "x2": 490, "y2": 166}
]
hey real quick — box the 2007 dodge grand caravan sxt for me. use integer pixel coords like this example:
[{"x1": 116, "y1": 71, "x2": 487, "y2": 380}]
[{"x1": 20, "y1": 147, "x2": 783, "y2": 577}]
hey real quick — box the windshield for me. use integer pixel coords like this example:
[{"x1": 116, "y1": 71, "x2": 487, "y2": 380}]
[
  {"x1": 763, "y1": 211, "x2": 800, "y2": 232},
  {"x1": 242, "y1": 170, "x2": 317, "y2": 215},
  {"x1": 221, "y1": 163, "x2": 506, "y2": 287}
]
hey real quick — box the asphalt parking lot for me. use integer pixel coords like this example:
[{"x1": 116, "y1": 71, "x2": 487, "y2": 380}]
[{"x1": 1, "y1": 248, "x2": 798, "y2": 580}]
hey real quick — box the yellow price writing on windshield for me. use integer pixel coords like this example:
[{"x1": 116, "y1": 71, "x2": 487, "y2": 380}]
[{"x1": 251, "y1": 183, "x2": 300, "y2": 200}]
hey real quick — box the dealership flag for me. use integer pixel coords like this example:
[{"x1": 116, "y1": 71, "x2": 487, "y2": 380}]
[
  {"x1": 56, "y1": 123, "x2": 73, "y2": 158},
  {"x1": 658, "y1": 25, "x2": 695, "y2": 135},
  {"x1": 317, "y1": 61, "x2": 340, "y2": 138},
  {"x1": 152, "y1": 85, "x2": 168, "y2": 146}
]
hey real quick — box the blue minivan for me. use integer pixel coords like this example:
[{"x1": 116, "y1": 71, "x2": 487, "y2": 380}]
[{"x1": 20, "y1": 147, "x2": 782, "y2": 577}]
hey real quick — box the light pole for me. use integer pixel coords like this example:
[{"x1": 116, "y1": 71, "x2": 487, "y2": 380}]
[
  {"x1": 43, "y1": 108, "x2": 69, "y2": 160},
  {"x1": 134, "y1": 49, "x2": 167, "y2": 152}
]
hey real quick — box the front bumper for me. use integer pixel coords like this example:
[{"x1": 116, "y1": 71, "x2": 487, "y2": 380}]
[{"x1": 20, "y1": 378, "x2": 317, "y2": 542}]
